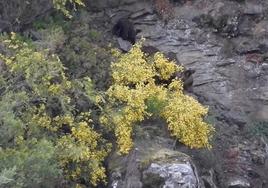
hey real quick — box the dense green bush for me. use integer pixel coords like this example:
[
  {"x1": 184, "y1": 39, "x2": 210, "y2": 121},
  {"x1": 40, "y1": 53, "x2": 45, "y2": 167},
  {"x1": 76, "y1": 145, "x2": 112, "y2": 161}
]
[
  {"x1": 59, "y1": 31, "x2": 111, "y2": 90},
  {"x1": 0, "y1": 139, "x2": 62, "y2": 188}
]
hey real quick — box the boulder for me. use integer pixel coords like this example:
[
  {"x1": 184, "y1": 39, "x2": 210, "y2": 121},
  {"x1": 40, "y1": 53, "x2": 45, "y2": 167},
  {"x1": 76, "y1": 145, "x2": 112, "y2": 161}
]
[
  {"x1": 117, "y1": 37, "x2": 133, "y2": 52},
  {"x1": 226, "y1": 177, "x2": 251, "y2": 188},
  {"x1": 143, "y1": 161, "x2": 198, "y2": 188},
  {"x1": 108, "y1": 148, "x2": 201, "y2": 188},
  {"x1": 107, "y1": 118, "x2": 202, "y2": 188}
]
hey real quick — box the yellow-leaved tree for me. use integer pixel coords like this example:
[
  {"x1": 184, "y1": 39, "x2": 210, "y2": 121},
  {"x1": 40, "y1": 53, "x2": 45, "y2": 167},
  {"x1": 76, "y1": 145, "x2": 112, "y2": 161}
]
[
  {"x1": 100, "y1": 42, "x2": 214, "y2": 154},
  {"x1": 0, "y1": 32, "x2": 111, "y2": 187},
  {"x1": 52, "y1": 0, "x2": 85, "y2": 18}
]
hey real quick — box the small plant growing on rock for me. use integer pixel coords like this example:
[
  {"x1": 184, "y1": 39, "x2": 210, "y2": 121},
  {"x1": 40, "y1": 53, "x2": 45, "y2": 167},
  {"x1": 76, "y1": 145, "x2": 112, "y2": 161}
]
[{"x1": 246, "y1": 121, "x2": 268, "y2": 139}]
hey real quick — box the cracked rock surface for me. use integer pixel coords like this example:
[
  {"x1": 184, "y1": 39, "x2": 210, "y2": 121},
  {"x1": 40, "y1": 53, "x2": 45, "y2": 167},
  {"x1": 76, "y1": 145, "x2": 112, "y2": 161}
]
[{"x1": 105, "y1": 0, "x2": 268, "y2": 187}]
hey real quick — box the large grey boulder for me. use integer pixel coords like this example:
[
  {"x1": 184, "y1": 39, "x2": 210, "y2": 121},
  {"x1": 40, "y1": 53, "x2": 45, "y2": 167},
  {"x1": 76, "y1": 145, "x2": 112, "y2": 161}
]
[
  {"x1": 107, "y1": 118, "x2": 202, "y2": 188},
  {"x1": 109, "y1": 148, "x2": 201, "y2": 188},
  {"x1": 143, "y1": 161, "x2": 198, "y2": 188},
  {"x1": 117, "y1": 37, "x2": 132, "y2": 52}
]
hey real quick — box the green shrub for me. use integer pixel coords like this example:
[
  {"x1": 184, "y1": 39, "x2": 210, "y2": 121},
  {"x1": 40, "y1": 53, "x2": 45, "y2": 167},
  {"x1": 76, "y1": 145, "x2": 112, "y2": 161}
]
[
  {"x1": 52, "y1": 0, "x2": 85, "y2": 18},
  {"x1": 59, "y1": 35, "x2": 111, "y2": 89},
  {"x1": 33, "y1": 13, "x2": 70, "y2": 31},
  {"x1": 0, "y1": 32, "x2": 110, "y2": 187},
  {"x1": 247, "y1": 121, "x2": 268, "y2": 138},
  {"x1": 0, "y1": 139, "x2": 62, "y2": 188}
]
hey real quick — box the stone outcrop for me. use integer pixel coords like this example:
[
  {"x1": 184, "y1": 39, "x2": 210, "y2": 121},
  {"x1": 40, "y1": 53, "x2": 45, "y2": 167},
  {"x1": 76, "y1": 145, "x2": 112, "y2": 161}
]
[
  {"x1": 107, "y1": 119, "x2": 202, "y2": 188},
  {"x1": 105, "y1": 0, "x2": 268, "y2": 187}
]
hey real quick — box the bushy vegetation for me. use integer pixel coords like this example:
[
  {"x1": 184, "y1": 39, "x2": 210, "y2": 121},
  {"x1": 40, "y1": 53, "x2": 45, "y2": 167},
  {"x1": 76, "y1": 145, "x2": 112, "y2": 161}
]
[
  {"x1": 52, "y1": 0, "x2": 85, "y2": 18},
  {"x1": 0, "y1": 33, "x2": 111, "y2": 187},
  {"x1": 100, "y1": 43, "x2": 214, "y2": 154},
  {"x1": 59, "y1": 30, "x2": 111, "y2": 89},
  {"x1": 0, "y1": 4, "x2": 214, "y2": 185}
]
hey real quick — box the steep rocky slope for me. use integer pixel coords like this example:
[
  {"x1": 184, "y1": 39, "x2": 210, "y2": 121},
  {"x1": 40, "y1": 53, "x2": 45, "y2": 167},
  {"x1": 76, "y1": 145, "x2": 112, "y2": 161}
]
[{"x1": 1, "y1": 0, "x2": 268, "y2": 187}]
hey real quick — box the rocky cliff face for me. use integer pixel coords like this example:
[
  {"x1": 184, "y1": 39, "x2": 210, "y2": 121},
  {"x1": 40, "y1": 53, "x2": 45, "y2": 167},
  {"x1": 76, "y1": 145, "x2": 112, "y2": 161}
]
[
  {"x1": 2, "y1": 0, "x2": 268, "y2": 187},
  {"x1": 106, "y1": 0, "x2": 268, "y2": 187}
]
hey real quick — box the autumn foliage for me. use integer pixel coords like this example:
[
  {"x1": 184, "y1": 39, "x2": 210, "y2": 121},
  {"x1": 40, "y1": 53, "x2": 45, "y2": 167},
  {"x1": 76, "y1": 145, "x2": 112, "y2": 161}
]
[
  {"x1": 100, "y1": 42, "x2": 214, "y2": 154},
  {"x1": 0, "y1": 0, "x2": 217, "y2": 186},
  {"x1": 0, "y1": 28, "x2": 213, "y2": 187},
  {"x1": 52, "y1": 0, "x2": 85, "y2": 18},
  {"x1": 0, "y1": 33, "x2": 110, "y2": 187}
]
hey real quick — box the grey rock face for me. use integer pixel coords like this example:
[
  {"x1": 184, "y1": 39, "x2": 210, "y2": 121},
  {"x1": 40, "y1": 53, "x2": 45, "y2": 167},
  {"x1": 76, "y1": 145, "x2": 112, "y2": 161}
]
[
  {"x1": 85, "y1": 0, "x2": 143, "y2": 12},
  {"x1": 106, "y1": 0, "x2": 268, "y2": 187},
  {"x1": 107, "y1": 118, "x2": 201, "y2": 188},
  {"x1": 244, "y1": 2, "x2": 263, "y2": 15},
  {"x1": 85, "y1": 0, "x2": 119, "y2": 11},
  {"x1": 201, "y1": 169, "x2": 217, "y2": 188},
  {"x1": 226, "y1": 177, "x2": 251, "y2": 188},
  {"x1": 143, "y1": 162, "x2": 198, "y2": 188},
  {"x1": 109, "y1": 149, "x2": 201, "y2": 188},
  {"x1": 193, "y1": 1, "x2": 242, "y2": 38},
  {"x1": 117, "y1": 37, "x2": 133, "y2": 52}
]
